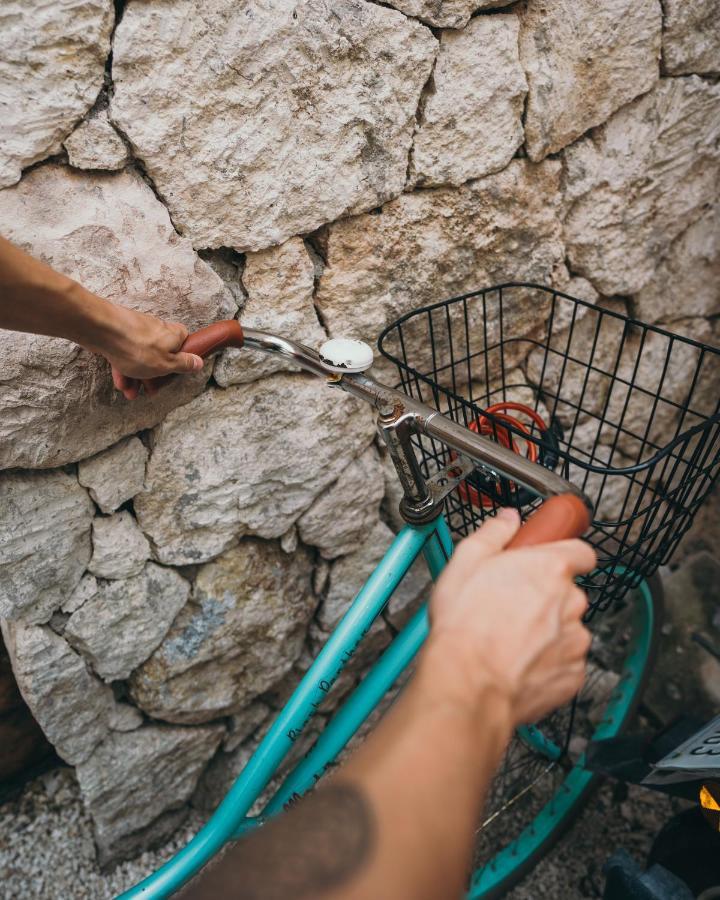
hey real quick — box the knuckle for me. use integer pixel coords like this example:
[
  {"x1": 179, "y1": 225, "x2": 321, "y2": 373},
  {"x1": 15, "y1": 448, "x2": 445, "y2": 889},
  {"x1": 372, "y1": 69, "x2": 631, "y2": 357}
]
[{"x1": 578, "y1": 625, "x2": 592, "y2": 654}]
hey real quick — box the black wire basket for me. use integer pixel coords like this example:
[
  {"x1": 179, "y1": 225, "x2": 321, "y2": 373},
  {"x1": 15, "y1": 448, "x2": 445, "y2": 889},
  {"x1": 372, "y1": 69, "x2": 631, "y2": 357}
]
[{"x1": 378, "y1": 283, "x2": 720, "y2": 617}]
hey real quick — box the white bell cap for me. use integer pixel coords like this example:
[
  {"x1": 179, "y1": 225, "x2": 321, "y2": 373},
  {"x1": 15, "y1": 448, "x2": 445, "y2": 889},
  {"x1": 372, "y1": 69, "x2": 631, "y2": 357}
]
[{"x1": 319, "y1": 338, "x2": 374, "y2": 373}]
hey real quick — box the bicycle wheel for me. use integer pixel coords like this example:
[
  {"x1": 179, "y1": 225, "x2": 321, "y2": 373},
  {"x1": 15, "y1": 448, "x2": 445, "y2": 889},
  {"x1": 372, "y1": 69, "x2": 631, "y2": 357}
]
[{"x1": 467, "y1": 573, "x2": 663, "y2": 899}]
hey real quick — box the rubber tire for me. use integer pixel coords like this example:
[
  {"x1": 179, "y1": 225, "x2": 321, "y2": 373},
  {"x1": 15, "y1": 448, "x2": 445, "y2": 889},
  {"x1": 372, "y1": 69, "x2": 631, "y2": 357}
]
[{"x1": 468, "y1": 573, "x2": 664, "y2": 900}]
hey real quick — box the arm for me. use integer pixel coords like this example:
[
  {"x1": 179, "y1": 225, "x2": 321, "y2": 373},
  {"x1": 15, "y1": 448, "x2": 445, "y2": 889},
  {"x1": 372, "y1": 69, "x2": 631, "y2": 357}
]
[
  {"x1": 181, "y1": 510, "x2": 596, "y2": 900},
  {"x1": 0, "y1": 235, "x2": 204, "y2": 399}
]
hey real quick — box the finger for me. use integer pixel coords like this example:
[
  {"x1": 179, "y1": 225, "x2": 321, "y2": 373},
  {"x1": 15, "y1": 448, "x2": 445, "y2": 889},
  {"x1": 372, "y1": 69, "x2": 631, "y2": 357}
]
[
  {"x1": 515, "y1": 663, "x2": 587, "y2": 723},
  {"x1": 556, "y1": 622, "x2": 593, "y2": 661},
  {"x1": 524, "y1": 538, "x2": 597, "y2": 578},
  {"x1": 169, "y1": 322, "x2": 189, "y2": 351},
  {"x1": 452, "y1": 508, "x2": 521, "y2": 568},
  {"x1": 561, "y1": 586, "x2": 589, "y2": 623},
  {"x1": 142, "y1": 378, "x2": 159, "y2": 396},
  {"x1": 443, "y1": 509, "x2": 521, "y2": 585},
  {"x1": 112, "y1": 367, "x2": 129, "y2": 392},
  {"x1": 167, "y1": 352, "x2": 204, "y2": 375},
  {"x1": 111, "y1": 367, "x2": 140, "y2": 401}
]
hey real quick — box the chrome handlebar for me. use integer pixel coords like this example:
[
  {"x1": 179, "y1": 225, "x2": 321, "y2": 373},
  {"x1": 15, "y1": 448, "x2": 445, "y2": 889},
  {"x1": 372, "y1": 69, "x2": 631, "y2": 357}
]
[{"x1": 243, "y1": 328, "x2": 592, "y2": 512}]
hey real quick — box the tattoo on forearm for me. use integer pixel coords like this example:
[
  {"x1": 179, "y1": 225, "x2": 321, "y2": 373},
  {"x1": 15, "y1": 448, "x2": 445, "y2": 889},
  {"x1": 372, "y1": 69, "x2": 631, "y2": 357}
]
[{"x1": 182, "y1": 782, "x2": 376, "y2": 899}]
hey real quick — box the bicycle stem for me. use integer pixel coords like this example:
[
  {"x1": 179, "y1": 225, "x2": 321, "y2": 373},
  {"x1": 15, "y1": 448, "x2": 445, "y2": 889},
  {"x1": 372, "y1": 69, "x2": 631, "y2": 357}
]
[{"x1": 241, "y1": 328, "x2": 593, "y2": 523}]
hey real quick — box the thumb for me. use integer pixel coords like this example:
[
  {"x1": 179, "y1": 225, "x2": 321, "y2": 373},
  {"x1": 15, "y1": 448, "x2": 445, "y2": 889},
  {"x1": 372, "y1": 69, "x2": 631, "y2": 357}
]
[
  {"x1": 451, "y1": 508, "x2": 521, "y2": 570},
  {"x1": 169, "y1": 352, "x2": 204, "y2": 374}
]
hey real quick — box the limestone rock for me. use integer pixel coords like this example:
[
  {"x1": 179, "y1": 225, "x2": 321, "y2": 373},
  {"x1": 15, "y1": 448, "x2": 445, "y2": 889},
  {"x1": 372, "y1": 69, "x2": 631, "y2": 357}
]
[
  {"x1": 0, "y1": 0, "x2": 113, "y2": 187},
  {"x1": 519, "y1": 0, "x2": 661, "y2": 161},
  {"x1": 0, "y1": 469, "x2": 93, "y2": 623},
  {"x1": 75, "y1": 723, "x2": 224, "y2": 863},
  {"x1": 108, "y1": 703, "x2": 144, "y2": 733},
  {"x1": 129, "y1": 540, "x2": 316, "y2": 724},
  {"x1": 1, "y1": 621, "x2": 115, "y2": 765},
  {"x1": 526, "y1": 298, "x2": 626, "y2": 429},
  {"x1": 383, "y1": 0, "x2": 504, "y2": 29},
  {"x1": 64, "y1": 563, "x2": 190, "y2": 682},
  {"x1": 135, "y1": 375, "x2": 376, "y2": 565},
  {"x1": 410, "y1": 15, "x2": 526, "y2": 187},
  {"x1": 565, "y1": 77, "x2": 720, "y2": 296},
  {"x1": 111, "y1": 0, "x2": 437, "y2": 251},
  {"x1": 198, "y1": 249, "x2": 246, "y2": 310},
  {"x1": 223, "y1": 701, "x2": 272, "y2": 753},
  {"x1": 88, "y1": 511, "x2": 150, "y2": 579},
  {"x1": 602, "y1": 316, "x2": 717, "y2": 460},
  {"x1": 215, "y1": 238, "x2": 326, "y2": 385},
  {"x1": 0, "y1": 165, "x2": 234, "y2": 470},
  {"x1": 63, "y1": 109, "x2": 128, "y2": 171},
  {"x1": 634, "y1": 205, "x2": 720, "y2": 324},
  {"x1": 280, "y1": 527, "x2": 299, "y2": 555},
  {"x1": 62, "y1": 574, "x2": 100, "y2": 616},
  {"x1": 297, "y1": 446, "x2": 385, "y2": 559},
  {"x1": 316, "y1": 159, "x2": 565, "y2": 358},
  {"x1": 97, "y1": 807, "x2": 190, "y2": 868},
  {"x1": 663, "y1": 0, "x2": 720, "y2": 76},
  {"x1": 319, "y1": 520, "x2": 430, "y2": 633},
  {"x1": 77, "y1": 436, "x2": 148, "y2": 513}
]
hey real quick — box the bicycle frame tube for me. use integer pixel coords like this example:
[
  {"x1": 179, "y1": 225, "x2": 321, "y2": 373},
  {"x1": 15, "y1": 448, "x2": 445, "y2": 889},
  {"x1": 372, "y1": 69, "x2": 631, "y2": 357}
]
[
  {"x1": 261, "y1": 519, "x2": 454, "y2": 818},
  {"x1": 118, "y1": 517, "x2": 451, "y2": 900}
]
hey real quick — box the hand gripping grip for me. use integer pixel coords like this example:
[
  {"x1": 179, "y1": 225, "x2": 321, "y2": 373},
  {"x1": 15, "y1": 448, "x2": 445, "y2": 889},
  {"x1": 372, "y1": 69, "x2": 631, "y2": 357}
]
[
  {"x1": 148, "y1": 320, "x2": 244, "y2": 390},
  {"x1": 180, "y1": 319, "x2": 244, "y2": 356},
  {"x1": 505, "y1": 494, "x2": 591, "y2": 549}
]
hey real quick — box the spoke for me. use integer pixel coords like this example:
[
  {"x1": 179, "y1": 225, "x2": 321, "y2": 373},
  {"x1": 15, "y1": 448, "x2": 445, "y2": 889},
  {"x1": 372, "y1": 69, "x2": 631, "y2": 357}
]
[{"x1": 478, "y1": 761, "x2": 557, "y2": 833}]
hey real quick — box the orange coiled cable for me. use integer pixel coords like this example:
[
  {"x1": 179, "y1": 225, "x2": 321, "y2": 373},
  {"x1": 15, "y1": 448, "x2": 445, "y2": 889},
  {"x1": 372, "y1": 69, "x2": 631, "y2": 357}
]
[{"x1": 457, "y1": 401, "x2": 550, "y2": 509}]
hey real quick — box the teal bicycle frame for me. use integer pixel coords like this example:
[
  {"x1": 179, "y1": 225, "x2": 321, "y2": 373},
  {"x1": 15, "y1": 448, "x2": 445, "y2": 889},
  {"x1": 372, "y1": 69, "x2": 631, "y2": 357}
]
[{"x1": 120, "y1": 515, "x2": 454, "y2": 899}]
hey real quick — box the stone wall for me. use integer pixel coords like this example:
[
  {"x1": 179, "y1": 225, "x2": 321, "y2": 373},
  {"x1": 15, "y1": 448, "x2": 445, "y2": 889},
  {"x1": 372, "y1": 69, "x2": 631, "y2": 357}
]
[{"x1": 0, "y1": 0, "x2": 718, "y2": 866}]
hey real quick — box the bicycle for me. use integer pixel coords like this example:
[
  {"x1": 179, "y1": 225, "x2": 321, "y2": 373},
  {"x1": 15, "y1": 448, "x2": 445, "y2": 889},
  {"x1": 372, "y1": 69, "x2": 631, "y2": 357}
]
[{"x1": 120, "y1": 283, "x2": 720, "y2": 899}]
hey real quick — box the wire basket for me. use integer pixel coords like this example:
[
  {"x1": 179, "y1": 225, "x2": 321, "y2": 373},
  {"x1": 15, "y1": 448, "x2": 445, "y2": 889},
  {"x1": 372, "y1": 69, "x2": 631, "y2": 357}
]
[{"x1": 378, "y1": 283, "x2": 720, "y2": 617}]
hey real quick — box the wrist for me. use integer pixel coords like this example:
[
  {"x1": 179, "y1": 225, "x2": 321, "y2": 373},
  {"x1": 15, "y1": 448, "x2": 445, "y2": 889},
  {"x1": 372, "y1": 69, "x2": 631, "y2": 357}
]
[
  {"x1": 415, "y1": 635, "x2": 515, "y2": 744},
  {"x1": 60, "y1": 278, "x2": 124, "y2": 356}
]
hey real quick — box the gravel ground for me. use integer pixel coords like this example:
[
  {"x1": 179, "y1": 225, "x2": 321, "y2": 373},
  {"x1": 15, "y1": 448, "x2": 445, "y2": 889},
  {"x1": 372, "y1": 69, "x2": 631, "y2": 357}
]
[
  {"x1": 0, "y1": 768, "x2": 205, "y2": 900},
  {"x1": 0, "y1": 762, "x2": 683, "y2": 899}
]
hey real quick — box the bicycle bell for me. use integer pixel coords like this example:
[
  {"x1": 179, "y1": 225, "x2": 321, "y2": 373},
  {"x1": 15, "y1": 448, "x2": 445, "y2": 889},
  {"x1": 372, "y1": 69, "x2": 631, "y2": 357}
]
[{"x1": 319, "y1": 338, "x2": 374, "y2": 373}]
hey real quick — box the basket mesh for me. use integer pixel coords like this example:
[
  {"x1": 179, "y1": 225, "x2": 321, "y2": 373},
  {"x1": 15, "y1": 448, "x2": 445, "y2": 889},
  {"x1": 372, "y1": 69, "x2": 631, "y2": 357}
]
[{"x1": 378, "y1": 283, "x2": 720, "y2": 616}]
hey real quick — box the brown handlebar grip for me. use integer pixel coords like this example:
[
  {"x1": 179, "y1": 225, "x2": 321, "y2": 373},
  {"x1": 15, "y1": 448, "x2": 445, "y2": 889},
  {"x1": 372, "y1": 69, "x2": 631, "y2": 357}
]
[
  {"x1": 181, "y1": 319, "x2": 244, "y2": 357},
  {"x1": 146, "y1": 320, "x2": 244, "y2": 391},
  {"x1": 505, "y1": 494, "x2": 591, "y2": 550}
]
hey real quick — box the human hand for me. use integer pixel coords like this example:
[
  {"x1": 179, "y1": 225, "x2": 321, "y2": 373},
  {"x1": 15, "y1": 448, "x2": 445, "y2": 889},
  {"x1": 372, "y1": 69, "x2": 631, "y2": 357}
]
[
  {"x1": 88, "y1": 303, "x2": 204, "y2": 401},
  {"x1": 426, "y1": 508, "x2": 596, "y2": 727}
]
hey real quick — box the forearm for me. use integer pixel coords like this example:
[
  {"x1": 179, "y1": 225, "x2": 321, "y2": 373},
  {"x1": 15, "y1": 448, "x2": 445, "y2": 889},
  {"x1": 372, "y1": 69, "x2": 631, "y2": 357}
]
[
  {"x1": 328, "y1": 642, "x2": 512, "y2": 900},
  {"x1": 181, "y1": 640, "x2": 512, "y2": 900},
  {"x1": 0, "y1": 235, "x2": 117, "y2": 351}
]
